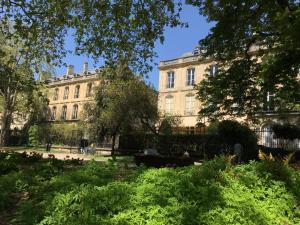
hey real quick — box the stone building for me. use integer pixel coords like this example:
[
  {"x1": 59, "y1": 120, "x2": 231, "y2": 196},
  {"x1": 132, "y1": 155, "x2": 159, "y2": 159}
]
[
  {"x1": 158, "y1": 49, "x2": 216, "y2": 134},
  {"x1": 157, "y1": 48, "x2": 300, "y2": 136},
  {"x1": 46, "y1": 62, "x2": 99, "y2": 123}
]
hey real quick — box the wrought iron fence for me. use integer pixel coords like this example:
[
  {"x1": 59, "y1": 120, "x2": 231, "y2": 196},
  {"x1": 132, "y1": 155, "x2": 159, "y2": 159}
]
[{"x1": 255, "y1": 129, "x2": 300, "y2": 151}]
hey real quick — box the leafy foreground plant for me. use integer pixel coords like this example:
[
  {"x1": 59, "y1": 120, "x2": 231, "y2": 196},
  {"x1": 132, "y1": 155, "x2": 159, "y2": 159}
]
[{"x1": 2, "y1": 154, "x2": 300, "y2": 225}]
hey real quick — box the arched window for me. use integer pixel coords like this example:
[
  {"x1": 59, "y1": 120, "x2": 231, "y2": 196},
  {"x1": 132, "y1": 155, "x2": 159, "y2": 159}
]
[
  {"x1": 53, "y1": 88, "x2": 59, "y2": 100},
  {"x1": 74, "y1": 85, "x2": 80, "y2": 98},
  {"x1": 86, "y1": 83, "x2": 92, "y2": 97},
  {"x1": 186, "y1": 68, "x2": 195, "y2": 86},
  {"x1": 61, "y1": 105, "x2": 67, "y2": 120},
  {"x1": 165, "y1": 96, "x2": 174, "y2": 114},
  {"x1": 72, "y1": 104, "x2": 78, "y2": 119},
  {"x1": 63, "y1": 86, "x2": 69, "y2": 100},
  {"x1": 51, "y1": 106, "x2": 57, "y2": 120},
  {"x1": 185, "y1": 94, "x2": 194, "y2": 115}
]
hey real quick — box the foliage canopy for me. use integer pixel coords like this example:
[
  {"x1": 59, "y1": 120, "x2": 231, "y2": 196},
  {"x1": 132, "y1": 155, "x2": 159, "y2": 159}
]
[
  {"x1": 187, "y1": 0, "x2": 300, "y2": 120},
  {"x1": 1, "y1": 0, "x2": 184, "y2": 73}
]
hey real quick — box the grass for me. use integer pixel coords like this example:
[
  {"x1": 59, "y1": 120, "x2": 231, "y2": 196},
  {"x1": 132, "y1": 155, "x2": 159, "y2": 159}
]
[{"x1": 1, "y1": 146, "x2": 134, "y2": 163}]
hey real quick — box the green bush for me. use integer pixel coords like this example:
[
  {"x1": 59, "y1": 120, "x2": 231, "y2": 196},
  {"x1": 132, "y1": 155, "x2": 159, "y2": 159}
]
[
  {"x1": 3, "y1": 153, "x2": 300, "y2": 225},
  {"x1": 27, "y1": 123, "x2": 83, "y2": 146},
  {"x1": 28, "y1": 125, "x2": 39, "y2": 146},
  {"x1": 37, "y1": 157, "x2": 300, "y2": 225}
]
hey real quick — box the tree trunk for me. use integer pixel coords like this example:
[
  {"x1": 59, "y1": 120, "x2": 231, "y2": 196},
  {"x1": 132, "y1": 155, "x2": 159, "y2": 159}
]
[
  {"x1": 111, "y1": 134, "x2": 116, "y2": 156},
  {"x1": 0, "y1": 106, "x2": 13, "y2": 146}
]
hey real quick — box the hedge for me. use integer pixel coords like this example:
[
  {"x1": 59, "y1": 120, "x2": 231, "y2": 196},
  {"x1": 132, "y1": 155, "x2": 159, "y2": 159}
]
[
  {"x1": 119, "y1": 133, "x2": 222, "y2": 159},
  {"x1": 119, "y1": 120, "x2": 259, "y2": 161}
]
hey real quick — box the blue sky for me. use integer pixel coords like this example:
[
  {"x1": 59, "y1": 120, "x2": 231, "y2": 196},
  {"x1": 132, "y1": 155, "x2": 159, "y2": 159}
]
[{"x1": 55, "y1": 4, "x2": 212, "y2": 90}]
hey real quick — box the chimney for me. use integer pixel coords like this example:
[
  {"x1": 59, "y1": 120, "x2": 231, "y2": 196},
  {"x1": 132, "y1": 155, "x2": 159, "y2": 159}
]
[
  {"x1": 83, "y1": 62, "x2": 88, "y2": 74},
  {"x1": 66, "y1": 65, "x2": 74, "y2": 76}
]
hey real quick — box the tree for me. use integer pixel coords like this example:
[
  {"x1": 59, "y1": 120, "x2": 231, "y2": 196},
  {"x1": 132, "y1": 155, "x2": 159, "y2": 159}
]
[
  {"x1": 157, "y1": 115, "x2": 182, "y2": 135},
  {"x1": 1, "y1": 0, "x2": 184, "y2": 146},
  {"x1": 1, "y1": 0, "x2": 184, "y2": 74},
  {"x1": 0, "y1": 37, "x2": 38, "y2": 146},
  {"x1": 83, "y1": 71, "x2": 158, "y2": 155},
  {"x1": 20, "y1": 83, "x2": 49, "y2": 144},
  {"x1": 187, "y1": 0, "x2": 300, "y2": 121}
]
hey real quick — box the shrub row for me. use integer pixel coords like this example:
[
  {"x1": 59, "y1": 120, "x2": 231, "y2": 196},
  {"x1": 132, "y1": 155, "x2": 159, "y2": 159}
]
[
  {"x1": 119, "y1": 120, "x2": 259, "y2": 161},
  {"x1": 119, "y1": 133, "x2": 222, "y2": 158},
  {"x1": 34, "y1": 158, "x2": 300, "y2": 224},
  {"x1": 2, "y1": 153, "x2": 300, "y2": 224},
  {"x1": 28, "y1": 123, "x2": 83, "y2": 146}
]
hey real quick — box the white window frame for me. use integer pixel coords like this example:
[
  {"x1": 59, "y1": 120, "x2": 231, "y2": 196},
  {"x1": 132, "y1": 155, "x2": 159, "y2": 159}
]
[
  {"x1": 86, "y1": 83, "x2": 92, "y2": 97},
  {"x1": 165, "y1": 96, "x2": 174, "y2": 114},
  {"x1": 61, "y1": 105, "x2": 67, "y2": 120},
  {"x1": 209, "y1": 64, "x2": 218, "y2": 77},
  {"x1": 72, "y1": 104, "x2": 78, "y2": 119},
  {"x1": 53, "y1": 88, "x2": 59, "y2": 101},
  {"x1": 186, "y1": 68, "x2": 195, "y2": 86},
  {"x1": 167, "y1": 71, "x2": 174, "y2": 88},
  {"x1": 74, "y1": 85, "x2": 80, "y2": 98},
  {"x1": 185, "y1": 95, "x2": 194, "y2": 115},
  {"x1": 63, "y1": 87, "x2": 69, "y2": 100},
  {"x1": 266, "y1": 92, "x2": 275, "y2": 111}
]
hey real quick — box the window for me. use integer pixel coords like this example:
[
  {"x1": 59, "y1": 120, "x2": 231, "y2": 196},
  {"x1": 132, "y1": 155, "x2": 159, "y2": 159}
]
[
  {"x1": 61, "y1": 105, "x2": 67, "y2": 120},
  {"x1": 209, "y1": 64, "x2": 218, "y2": 76},
  {"x1": 266, "y1": 92, "x2": 275, "y2": 111},
  {"x1": 186, "y1": 68, "x2": 195, "y2": 86},
  {"x1": 53, "y1": 88, "x2": 59, "y2": 101},
  {"x1": 86, "y1": 83, "x2": 92, "y2": 97},
  {"x1": 167, "y1": 71, "x2": 174, "y2": 88},
  {"x1": 63, "y1": 87, "x2": 69, "y2": 100},
  {"x1": 165, "y1": 96, "x2": 174, "y2": 114},
  {"x1": 74, "y1": 85, "x2": 80, "y2": 98},
  {"x1": 72, "y1": 104, "x2": 78, "y2": 119},
  {"x1": 51, "y1": 106, "x2": 56, "y2": 120},
  {"x1": 185, "y1": 95, "x2": 194, "y2": 115},
  {"x1": 232, "y1": 102, "x2": 239, "y2": 114}
]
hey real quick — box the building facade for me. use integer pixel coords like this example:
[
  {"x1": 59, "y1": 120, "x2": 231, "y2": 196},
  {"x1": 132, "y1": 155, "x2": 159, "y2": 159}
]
[
  {"x1": 158, "y1": 48, "x2": 300, "y2": 135},
  {"x1": 46, "y1": 63, "x2": 100, "y2": 123},
  {"x1": 158, "y1": 50, "x2": 216, "y2": 133}
]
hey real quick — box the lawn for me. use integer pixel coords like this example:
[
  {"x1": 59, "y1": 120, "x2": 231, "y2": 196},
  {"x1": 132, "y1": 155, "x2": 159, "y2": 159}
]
[
  {"x1": 0, "y1": 146, "x2": 134, "y2": 162},
  {"x1": 1, "y1": 151, "x2": 300, "y2": 225}
]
